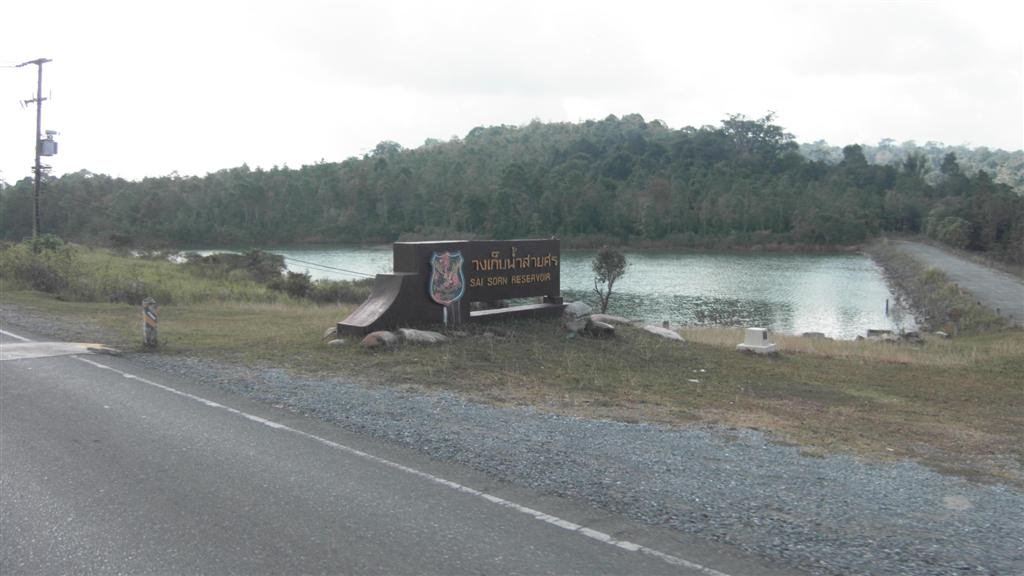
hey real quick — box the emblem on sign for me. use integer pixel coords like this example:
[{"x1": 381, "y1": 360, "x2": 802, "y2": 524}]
[{"x1": 429, "y1": 251, "x2": 465, "y2": 306}]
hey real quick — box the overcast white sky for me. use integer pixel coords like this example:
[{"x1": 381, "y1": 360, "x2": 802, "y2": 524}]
[{"x1": 2, "y1": 0, "x2": 1021, "y2": 182}]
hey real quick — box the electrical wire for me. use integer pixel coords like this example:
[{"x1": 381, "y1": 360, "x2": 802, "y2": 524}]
[{"x1": 280, "y1": 255, "x2": 375, "y2": 278}]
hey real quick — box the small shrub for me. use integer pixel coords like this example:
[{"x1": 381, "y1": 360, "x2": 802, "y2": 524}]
[
  {"x1": 184, "y1": 250, "x2": 286, "y2": 283},
  {"x1": 307, "y1": 277, "x2": 375, "y2": 304},
  {"x1": 931, "y1": 217, "x2": 973, "y2": 249},
  {"x1": 268, "y1": 271, "x2": 313, "y2": 299},
  {"x1": 100, "y1": 276, "x2": 150, "y2": 304}
]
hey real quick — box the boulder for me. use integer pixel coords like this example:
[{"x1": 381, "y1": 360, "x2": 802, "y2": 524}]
[
  {"x1": 801, "y1": 332, "x2": 829, "y2": 339},
  {"x1": 398, "y1": 328, "x2": 447, "y2": 344},
  {"x1": 563, "y1": 301, "x2": 592, "y2": 318},
  {"x1": 562, "y1": 301, "x2": 592, "y2": 334},
  {"x1": 327, "y1": 338, "x2": 346, "y2": 347},
  {"x1": 563, "y1": 315, "x2": 589, "y2": 333},
  {"x1": 585, "y1": 319, "x2": 616, "y2": 338},
  {"x1": 361, "y1": 330, "x2": 398, "y2": 349},
  {"x1": 590, "y1": 313, "x2": 631, "y2": 325},
  {"x1": 642, "y1": 325, "x2": 685, "y2": 342},
  {"x1": 322, "y1": 326, "x2": 338, "y2": 340}
]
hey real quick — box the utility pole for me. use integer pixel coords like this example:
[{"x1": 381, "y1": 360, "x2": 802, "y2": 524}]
[{"x1": 17, "y1": 58, "x2": 51, "y2": 238}]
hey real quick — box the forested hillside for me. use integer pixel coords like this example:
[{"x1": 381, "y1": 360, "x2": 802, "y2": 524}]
[
  {"x1": 800, "y1": 140, "x2": 1024, "y2": 193},
  {"x1": 1, "y1": 114, "x2": 1021, "y2": 262}
]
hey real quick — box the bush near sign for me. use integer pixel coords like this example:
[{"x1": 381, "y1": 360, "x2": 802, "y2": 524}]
[{"x1": 338, "y1": 239, "x2": 564, "y2": 335}]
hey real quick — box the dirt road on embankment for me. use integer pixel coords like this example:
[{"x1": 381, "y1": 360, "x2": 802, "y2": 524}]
[{"x1": 891, "y1": 240, "x2": 1023, "y2": 327}]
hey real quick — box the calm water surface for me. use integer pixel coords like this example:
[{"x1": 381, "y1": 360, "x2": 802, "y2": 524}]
[{"x1": 223, "y1": 247, "x2": 911, "y2": 340}]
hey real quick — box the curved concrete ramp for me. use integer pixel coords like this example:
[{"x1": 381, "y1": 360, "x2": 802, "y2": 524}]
[{"x1": 338, "y1": 273, "x2": 436, "y2": 335}]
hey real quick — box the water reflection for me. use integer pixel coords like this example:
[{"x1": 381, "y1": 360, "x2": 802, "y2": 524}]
[{"x1": 563, "y1": 291, "x2": 788, "y2": 330}]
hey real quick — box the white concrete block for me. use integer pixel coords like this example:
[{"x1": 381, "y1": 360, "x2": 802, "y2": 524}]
[{"x1": 736, "y1": 327, "x2": 778, "y2": 354}]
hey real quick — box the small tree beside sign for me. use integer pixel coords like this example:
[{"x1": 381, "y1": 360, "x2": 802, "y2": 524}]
[{"x1": 592, "y1": 246, "x2": 628, "y2": 314}]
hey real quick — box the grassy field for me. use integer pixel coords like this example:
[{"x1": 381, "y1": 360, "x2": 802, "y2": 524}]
[{"x1": 2, "y1": 243, "x2": 1022, "y2": 487}]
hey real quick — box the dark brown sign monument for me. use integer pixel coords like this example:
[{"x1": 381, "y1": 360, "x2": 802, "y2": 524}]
[{"x1": 338, "y1": 239, "x2": 564, "y2": 335}]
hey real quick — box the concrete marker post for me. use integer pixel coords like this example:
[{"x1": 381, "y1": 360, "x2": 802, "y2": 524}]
[{"x1": 142, "y1": 297, "x2": 158, "y2": 348}]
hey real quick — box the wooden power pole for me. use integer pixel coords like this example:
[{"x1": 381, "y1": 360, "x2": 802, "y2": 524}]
[{"x1": 17, "y1": 58, "x2": 51, "y2": 238}]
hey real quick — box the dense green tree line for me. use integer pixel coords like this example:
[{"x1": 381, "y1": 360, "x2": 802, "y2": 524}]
[
  {"x1": 1, "y1": 114, "x2": 1021, "y2": 262},
  {"x1": 800, "y1": 139, "x2": 1024, "y2": 194}
]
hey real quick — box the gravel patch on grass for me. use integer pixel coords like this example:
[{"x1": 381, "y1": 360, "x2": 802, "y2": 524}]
[{"x1": 4, "y1": 306, "x2": 1022, "y2": 575}]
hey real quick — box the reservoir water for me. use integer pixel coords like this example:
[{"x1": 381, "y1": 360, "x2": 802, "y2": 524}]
[{"x1": 228, "y1": 247, "x2": 911, "y2": 340}]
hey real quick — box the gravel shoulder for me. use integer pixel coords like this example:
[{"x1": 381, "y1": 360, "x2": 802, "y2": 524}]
[
  {"x1": 3, "y1": 305, "x2": 1023, "y2": 576},
  {"x1": 892, "y1": 240, "x2": 1024, "y2": 326}
]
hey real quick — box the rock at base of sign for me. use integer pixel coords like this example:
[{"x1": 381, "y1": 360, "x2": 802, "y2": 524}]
[
  {"x1": 585, "y1": 320, "x2": 616, "y2": 338},
  {"x1": 323, "y1": 326, "x2": 338, "y2": 340},
  {"x1": 563, "y1": 301, "x2": 593, "y2": 334},
  {"x1": 642, "y1": 325, "x2": 685, "y2": 342},
  {"x1": 590, "y1": 313, "x2": 632, "y2": 325},
  {"x1": 564, "y1": 301, "x2": 592, "y2": 318},
  {"x1": 327, "y1": 338, "x2": 346, "y2": 347},
  {"x1": 361, "y1": 331, "x2": 398, "y2": 349},
  {"x1": 563, "y1": 315, "x2": 588, "y2": 333},
  {"x1": 398, "y1": 328, "x2": 447, "y2": 344}
]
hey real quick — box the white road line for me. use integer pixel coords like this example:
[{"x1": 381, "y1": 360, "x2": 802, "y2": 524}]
[
  {"x1": 0, "y1": 329, "x2": 33, "y2": 342},
  {"x1": 70, "y1": 353, "x2": 734, "y2": 575}
]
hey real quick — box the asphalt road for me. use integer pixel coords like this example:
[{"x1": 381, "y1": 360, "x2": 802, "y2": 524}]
[
  {"x1": 0, "y1": 327, "x2": 784, "y2": 575},
  {"x1": 892, "y1": 240, "x2": 1024, "y2": 326}
]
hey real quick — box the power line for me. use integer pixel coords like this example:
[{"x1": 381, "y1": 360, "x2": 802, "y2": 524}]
[
  {"x1": 180, "y1": 250, "x2": 376, "y2": 279},
  {"x1": 284, "y1": 260, "x2": 352, "y2": 275},
  {"x1": 280, "y1": 255, "x2": 375, "y2": 278}
]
